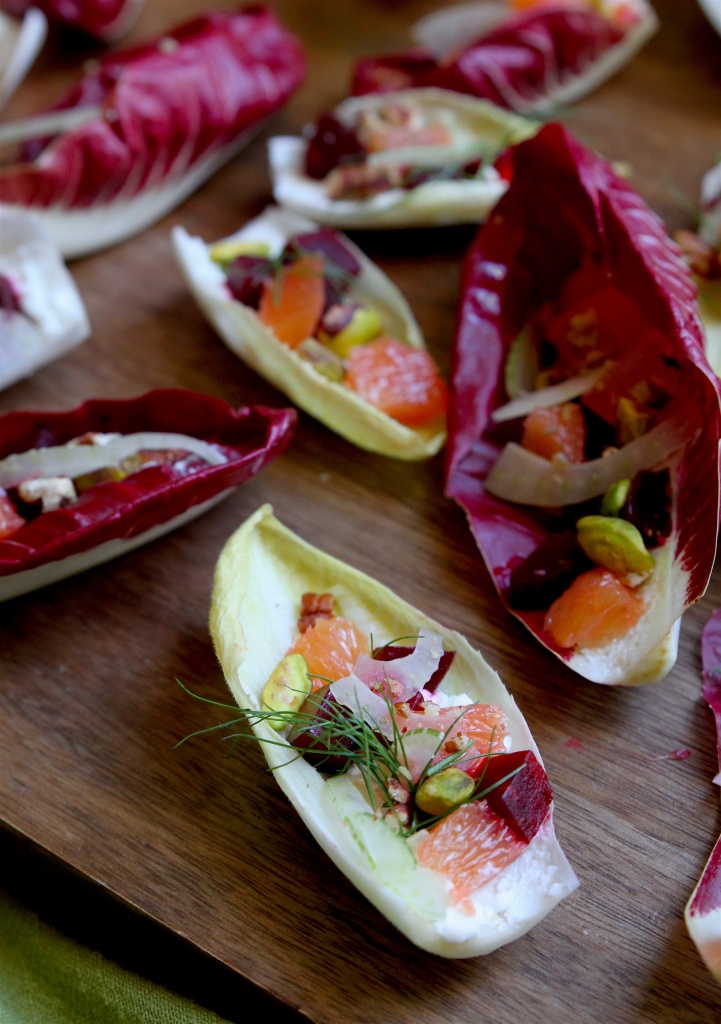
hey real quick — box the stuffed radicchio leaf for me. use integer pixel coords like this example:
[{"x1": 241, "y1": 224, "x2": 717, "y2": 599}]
[
  {"x1": 0, "y1": 5, "x2": 305, "y2": 257},
  {"x1": 207, "y1": 504, "x2": 578, "y2": 958},
  {"x1": 351, "y1": 0, "x2": 658, "y2": 116},
  {"x1": 685, "y1": 609, "x2": 721, "y2": 983},
  {"x1": 0, "y1": 390, "x2": 295, "y2": 601},
  {"x1": 445, "y1": 124, "x2": 721, "y2": 686},
  {"x1": 1, "y1": 0, "x2": 141, "y2": 40},
  {"x1": 0, "y1": 208, "x2": 89, "y2": 392}
]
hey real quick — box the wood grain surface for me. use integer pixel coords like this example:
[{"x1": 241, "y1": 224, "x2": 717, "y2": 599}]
[{"x1": 1, "y1": 1, "x2": 720, "y2": 1021}]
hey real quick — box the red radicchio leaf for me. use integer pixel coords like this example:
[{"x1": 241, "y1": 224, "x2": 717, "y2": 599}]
[
  {"x1": 701, "y1": 608, "x2": 721, "y2": 784},
  {"x1": 0, "y1": 389, "x2": 296, "y2": 578},
  {"x1": 445, "y1": 123, "x2": 721, "y2": 684},
  {"x1": 0, "y1": 6, "x2": 305, "y2": 228},
  {"x1": 1, "y1": 0, "x2": 141, "y2": 40},
  {"x1": 351, "y1": 4, "x2": 648, "y2": 114}
]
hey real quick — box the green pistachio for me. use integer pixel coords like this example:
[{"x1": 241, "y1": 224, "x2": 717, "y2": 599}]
[
  {"x1": 73, "y1": 465, "x2": 126, "y2": 494},
  {"x1": 208, "y1": 239, "x2": 270, "y2": 268},
  {"x1": 320, "y1": 306, "x2": 383, "y2": 358},
  {"x1": 296, "y1": 338, "x2": 345, "y2": 382},
  {"x1": 576, "y1": 515, "x2": 655, "y2": 579},
  {"x1": 600, "y1": 479, "x2": 631, "y2": 516},
  {"x1": 261, "y1": 653, "x2": 312, "y2": 730},
  {"x1": 415, "y1": 767, "x2": 475, "y2": 817}
]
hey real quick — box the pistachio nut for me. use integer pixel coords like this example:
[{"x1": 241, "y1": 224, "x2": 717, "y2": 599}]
[
  {"x1": 261, "y1": 653, "x2": 312, "y2": 730},
  {"x1": 600, "y1": 478, "x2": 631, "y2": 516},
  {"x1": 415, "y1": 766, "x2": 475, "y2": 816},
  {"x1": 576, "y1": 514, "x2": 655, "y2": 580}
]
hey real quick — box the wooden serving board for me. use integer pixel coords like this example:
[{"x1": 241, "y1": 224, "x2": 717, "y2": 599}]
[{"x1": 1, "y1": 2, "x2": 720, "y2": 1021}]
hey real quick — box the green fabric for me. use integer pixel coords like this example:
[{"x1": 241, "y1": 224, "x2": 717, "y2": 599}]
[{"x1": 0, "y1": 891, "x2": 230, "y2": 1024}]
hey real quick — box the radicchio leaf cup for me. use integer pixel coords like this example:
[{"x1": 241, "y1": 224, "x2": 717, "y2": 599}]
[
  {"x1": 0, "y1": 5, "x2": 306, "y2": 258},
  {"x1": 0, "y1": 208, "x2": 89, "y2": 392},
  {"x1": 445, "y1": 123, "x2": 721, "y2": 686},
  {"x1": 208, "y1": 503, "x2": 578, "y2": 958},
  {"x1": 1, "y1": 0, "x2": 142, "y2": 40},
  {"x1": 0, "y1": 390, "x2": 296, "y2": 601},
  {"x1": 351, "y1": 0, "x2": 658, "y2": 115},
  {"x1": 269, "y1": 88, "x2": 536, "y2": 229},
  {"x1": 173, "y1": 205, "x2": 446, "y2": 460},
  {"x1": 685, "y1": 609, "x2": 721, "y2": 983}
]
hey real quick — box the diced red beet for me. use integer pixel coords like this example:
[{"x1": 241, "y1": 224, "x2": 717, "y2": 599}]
[
  {"x1": 287, "y1": 684, "x2": 358, "y2": 774},
  {"x1": 506, "y1": 532, "x2": 592, "y2": 611},
  {"x1": 622, "y1": 469, "x2": 672, "y2": 548},
  {"x1": 470, "y1": 750, "x2": 552, "y2": 844},
  {"x1": 226, "y1": 255, "x2": 275, "y2": 309},
  {"x1": 372, "y1": 644, "x2": 455, "y2": 693},
  {"x1": 0, "y1": 275, "x2": 21, "y2": 313},
  {"x1": 304, "y1": 112, "x2": 365, "y2": 179}
]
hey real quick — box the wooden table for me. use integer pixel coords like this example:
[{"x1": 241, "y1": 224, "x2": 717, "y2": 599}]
[{"x1": 1, "y1": 1, "x2": 720, "y2": 1021}]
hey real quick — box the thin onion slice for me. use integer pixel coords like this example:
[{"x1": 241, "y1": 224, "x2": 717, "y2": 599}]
[
  {"x1": 491, "y1": 366, "x2": 606, "y2": 423},
  {"x1": 485, "y1": 413, "x2": 688, "y2": 507},
  {"x1": 0, "y1": 431, "x2": 227, "y2": 489}
]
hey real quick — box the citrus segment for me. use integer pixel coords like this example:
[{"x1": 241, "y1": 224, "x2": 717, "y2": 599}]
[
  {"x1": 344, "y1": 337, "x2": 448, "y2": 426},
  {"x1": 544, "y1": 567, "x2": 644, "y2": 648},
  {"x1": 521, "y1": 403, "x2": 586, "y2": 463},
  {"x1": 287, "y1": 615, "x2": 370, "y2": 685},
  {"x1": 415, "y1": 800, "x2": 525, "y2": 901},
  {"x1": 257, "y1": 253, "x2": 325, "y2": 348}
]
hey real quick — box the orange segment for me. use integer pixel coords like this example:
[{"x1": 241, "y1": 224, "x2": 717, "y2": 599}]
[
  {"x1": 257, "y1": 253, "x2": 325, "y2": 348},
  {"x1": 0, "y1": 493, "x2": 24, "y2": 539},
  {"x1": 344, "y1": 337, "x2": 448, "y2": 426},
  {"x1": 544, "y1": 567, "x2": 645, "y2": 649},
  {"x1": 287, "y1": 615, "x2": 370, "y2": 686},
  {"x1": 416, "y1": 800, "x2": 525, "y2": 902},
  {"x1": 521, "y1": 403, "x2": 586, "y2": 463}
]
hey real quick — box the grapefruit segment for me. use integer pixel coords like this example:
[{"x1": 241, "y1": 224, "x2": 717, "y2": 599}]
[
  {"x1": 544, "y1": 567, "x2": 645, "y2": 648},
  {"x1": 258, "y1": 253, "x2": 325, "y2": 348},
  {"x1": 344, "y1": 337, "x2": 448, "y2": 426},
  {"x1": 287, "y1": 615, "x2": 370, "y2": 685}
]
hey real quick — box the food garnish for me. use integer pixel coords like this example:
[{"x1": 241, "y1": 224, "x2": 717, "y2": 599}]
[
  {"x1": 199, "y1": 504, "x2": 577, "y2": 957},
  {"x1": 174, "y1": 206, "x2": 447, "y2": 459},
  {"x1": 0, "y1": 208, "x2": 89, "y2": 391},
  {"x1": 0, "y1": 391, "x2": 296, "y2": 601},
  {"x1": 269, "y1": 88, "x2": 536, "y2": 229},
  {"x1": 351, "y1": 0, "x2": 658, "y2": 115},
  {"x1": 0, "y1": 6, "x2": 305, "y2": 257},
  {"x1": 446, "y1": 124, "x2": 721, "y2": 685}
]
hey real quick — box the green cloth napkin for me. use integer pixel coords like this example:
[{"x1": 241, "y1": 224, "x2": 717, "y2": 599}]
[{"x1": 0, "y1": 891, "x2": 231, "y2": 1024}]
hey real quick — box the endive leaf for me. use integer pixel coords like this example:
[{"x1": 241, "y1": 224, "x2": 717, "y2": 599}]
[
  {"x1": 173, "y1": 206, "x2": 445, "y2": 460},
  {"x1": 208, "y1": 504, "x2": 578, "y2": 958}
]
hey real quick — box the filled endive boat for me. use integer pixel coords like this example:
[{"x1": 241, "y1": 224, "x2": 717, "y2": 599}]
[
  {"x1": 173, "y1": 206, "x2": 447, "y2": 459},
  {"x1": 1, "y1": 0, "x2": 142, "y2": 40},
  {"x1": 685, "y1": 609, "x2": 721, "y2": 983},
  {"x1": 0, "y1": 390, "x2": 295, "y2": 601},
  {"x1": 269, "y1": 88, "x2": 535, "y2": 229},
  {"x1": 0, "y1": 208, "x2": 89, "y2": 392},
  {"x1": 446, "y1": 124, "x2": 721, "y2": 685},
  {"x1": 0, "y1": 6, "x2": 305, "y2": 257},
  {"x1": 351, "y1": 0, "x2": 658, "y2": 115},
  {"x1": 206, "y1": 504, "x2": 578, "y2": 958},
  {"x1": 0, "y1": 5, "x2": 45, "y2": 110}
]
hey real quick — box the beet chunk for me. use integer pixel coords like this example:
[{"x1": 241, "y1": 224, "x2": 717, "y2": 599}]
[
  {"x1": 507, "y1": 532, "x2": 592, "y2": 611},
  {"x1": 226, "y1": 255, "x2": 274, "y2": 309},
  {"x1": 287, "y1": 684, "x2": 357, "y2": 774},
  {"x1": 473, "y1": 750, "x2": 552, "y2": 843},
  {"x1": 305, "y1": 112, "x2": 365, "y2": 179},
  {"x1": 372, "y1": 644, "x2": 455, "y2": 693}
]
